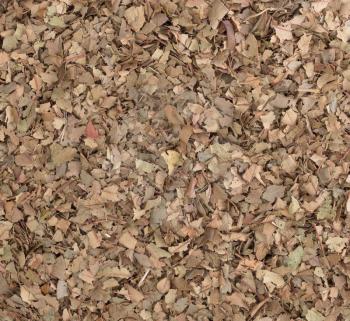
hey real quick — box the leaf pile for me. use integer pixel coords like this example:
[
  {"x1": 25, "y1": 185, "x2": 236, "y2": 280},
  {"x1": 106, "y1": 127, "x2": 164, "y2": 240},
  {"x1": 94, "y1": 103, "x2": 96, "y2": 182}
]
[{"x1": 0, "y1": 0, "x2": 349, "y2": 320}]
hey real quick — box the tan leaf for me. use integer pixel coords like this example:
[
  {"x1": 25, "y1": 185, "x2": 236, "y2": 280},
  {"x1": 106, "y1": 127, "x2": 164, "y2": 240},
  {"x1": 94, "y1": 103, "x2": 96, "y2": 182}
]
[
  {"x1": 20, "y1": 286, "x2": 36, "y2": 304},
  {"x1": 326, "y1": 237, "x2": 347, "y2": 253},
  {"x1": 164, "y1": 105, "x2": 184, "y2": 126},
  {"x1": 29, "y1": 75, "x2": 42, "y2": 92},
  {"x1": 161, "y1": 150, "x2": 183, "y2": 175},
  {"x1": 119, "y1": 230, "x2": 138, "y2": 250},
  {"x1": 208, "y1": 0, "x2": 228, "y2": 29},
  {"x1": 79, "y1": 270, "x2": 95, "y2": 284},
  {"x1": 101, "y1": 185, "x2": 120, "y2": 202},
  {"x1": 260, "y1": 111, "x2": 275, "y2": 130},
  {"x1": 50, "y1": 143, "x2": 77, "y2": 166},
  {"x1": 2, "y1": 35, "x2": 18, "y2": 52},
  {"x1": 124, "y1": 6, "x2": 145, "y2": 32},
  {"x1": 225, "y1": 292, "x2": 248, "y2": 310},
  {"x1": 97, "y1": 266, "x2": 131, "y2": 279},
  {"x1": 87, "y1": 231, "x2": 101, "y2": 249},
  {"x1": 125, "y1": 285, "x2": 144, "y2": 303},
  {"x1": 281, "y1": 109, "x2": 298, "y2": 126},
  {"x1": 274, "y1": 24, "x2": 293, "y2": 42},
  {"x1": 157, "y1": 277, "x2": 170, "y2": 294}
]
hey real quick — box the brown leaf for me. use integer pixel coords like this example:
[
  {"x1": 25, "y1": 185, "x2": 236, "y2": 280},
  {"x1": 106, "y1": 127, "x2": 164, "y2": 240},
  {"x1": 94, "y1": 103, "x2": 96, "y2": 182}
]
[
  {"x1": 222, "y1": 20, "x2": 235, "y2": 50},
  {"x1": 125, "y1": 285, "x2": 144, "y2": 303},
  {"x1": 164, "y1": 105, "x2": 184, "y2": 127}
]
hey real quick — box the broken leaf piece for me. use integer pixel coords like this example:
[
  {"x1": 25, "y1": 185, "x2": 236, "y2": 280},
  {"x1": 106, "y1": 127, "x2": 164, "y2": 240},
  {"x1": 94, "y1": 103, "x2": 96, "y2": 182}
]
[
  {"x1": 124, "y1": 6, "x2": 146, "y2": 32},
  {"x1": 85, "y1": 120, "x2": 99, "y2": 139},
  {"x1": 326, "y1": 237, "x2": 347, "y2": 253},
  {"x1": 316, "y1": 195, "x2": 335, "y2": 220},
  {"x1": 48, "y1": 16, "x2": 66, "y2": 28},
  {"x1": 286, "y1": 245, "x2": 304, "y2": 269},
  {"x1": 2, "y1": 35, "x2": 18, "y2": 52},
  {"x1": 306, "y1": 309, "x2": 325, "y2": 321},
  {"x1": 135, "y1": 159, "x2": 156, "y2": 173},
  {"x1": 119, "y1": 230, "x2": 138, "y2": 250},
  {"x1": 208, "y1": 0, "x2": 228, "y2": 29},
  {"x1": 50, "y1": 143, "x2": 77, "y2": 166},
  {"x1": 97, "y1": 266, "x2": 131, "y2": 279},
  {"x1": 256, "y1": 270, "x2": 285, "y2": 292},
  {"x1": 161, "y1": 150, "x2": 183, "y2": 175},
  {"x1": 262, "y1": 185, "x2": 286, "y2": 202}
]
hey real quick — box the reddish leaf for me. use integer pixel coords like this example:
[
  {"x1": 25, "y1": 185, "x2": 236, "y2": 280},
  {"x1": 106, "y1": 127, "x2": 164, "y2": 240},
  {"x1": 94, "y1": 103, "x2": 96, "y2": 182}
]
[
  {"x1": 85, "y1": 120, "x2": 99, "y2": 139},
  {"x1": 222, "y1": 20, "x2": 235, "y2": 50}
]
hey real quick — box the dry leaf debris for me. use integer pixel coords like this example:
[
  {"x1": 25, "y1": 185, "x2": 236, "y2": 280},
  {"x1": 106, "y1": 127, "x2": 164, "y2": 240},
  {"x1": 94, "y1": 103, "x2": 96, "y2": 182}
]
[{"x1": 0, "y1": 0, "x2": 349, "y2": 320}]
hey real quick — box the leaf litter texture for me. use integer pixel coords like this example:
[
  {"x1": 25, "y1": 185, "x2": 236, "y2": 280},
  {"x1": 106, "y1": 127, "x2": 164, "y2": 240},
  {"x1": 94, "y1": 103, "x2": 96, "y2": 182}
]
[{"x1": 0, "y1": 0, "x2": 350, "y2": 321}]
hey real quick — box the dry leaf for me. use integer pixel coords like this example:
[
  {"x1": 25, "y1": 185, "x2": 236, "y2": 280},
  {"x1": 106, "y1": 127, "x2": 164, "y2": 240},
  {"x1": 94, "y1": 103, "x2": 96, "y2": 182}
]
[
  {"x1": 306, "y1": 309, "x2": 325, "y2": 321},
  {"x1": 2, "y1": 35, "x2": 18, "y2": 52},
  {"x1": 262, "y1": 185, "x2": 285, "y2": 202},
  {"x1": 119, "y1": 230, "x2": 138, "y2": 250},
  {"x1": 135, "y1": 159, "x2": 156, "y2": 173},
  {"x1": 157, "y1": 278, "x2": 170, "y2": 294},
  {"x1": 164, "y1": 105, "x2": 184, "y2": 127},
  {"x1": 222, "y1": 20, "x2": 235, "y2": 50},
  {"x1": 161, "y1": 150, "x2": 183, "y2": 175},
  {"x1": 20, "y1": 286, "x2": 36, "y2": 304},
  {"x1": 79, "y1": 270, "x2": 95, "y2": 284},
  {"x1": 326, "y1": 237, "x2": 347, "y2": 253},
  {"x1": 85, "y1": 120, "x2": 99, "y2": 139},
  {"x1": 56, "y1": 280, "x2": 68, "y2": 299},
  {"x1": 125, "y1": 285, "x2": 144, "y2": 303},
  {"x1": 87, "y1": 231, "x2": 101, "y2": 249},
  {"x1": 274, "y1": 24, "x2": 293, "y2": 42},
  {"x1": 124, "y1": 6, "x2": 146, "y2": 32},
  {"x1": 101, "y1": 185, "x2": 120, "y2": 202},
  {"x1": 50, "y1": 144, "x2": 77, "y2": 166},
  {"x1": 286, "y1": 246, "x2": 304, "y2": 269},
  {"x1": 208, "y1": 0, "x2": 228, "y2": 29}
]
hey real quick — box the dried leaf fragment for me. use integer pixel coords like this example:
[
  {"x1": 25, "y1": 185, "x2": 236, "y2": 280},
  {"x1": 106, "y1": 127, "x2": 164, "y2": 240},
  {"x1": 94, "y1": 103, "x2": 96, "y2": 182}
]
[
  {"x1": 157, "y1": 278, "x2": 170, "y2": 294},
  {"x1": 50, "y1": 143, "x2": 77, "y2": 166},
  {"x1": 125, "y1": 285, "x2": 144, "y2": 303},
  {"x1": 326, "y1": 237, "x2": 347, "y2": 253},
  {"x1": 85, "y1": 120, "x2": 99, "y2": 139},
  {"x1": 2, "y1": 35, "x2": 18, "y2": 52},
  {"x1": 208, "y1": 0, "x2": 228, "y2": 29},
  {"x1": 161, "y1": 150, "x2": 183, "y2": 175},
  {"x1": 101, "y1": 185, "x2": 120, "y2": 202},
  {"x1": 48, "y1": 16, "x2": 66, "y2": 28},
  {"x1": 119, "y1": 230, "x2": 138, "y2": 250},
  {"x1": 262, "y1": 185, "x2": 285, "y2": 202},
  {"x1": 124, "y1": 6, "x2": 146, "y2": 32},
  {"x1": 306, "y1": 309, "x2": 325, "y2": 321},
  {"x1": 164, "y1": 105, "x2": 184, "y2": 126},
  {"x1": 256, "y1": 270, "x2": 285, "y2": 291},
  {"x1": 222, "y1": 20, "x2": 235, "y2": 50},
  {"x1": 135, "y1": 159, "x2": 156, "y2": 173},
  {"x1": 286, "y1": 245, "x2": 304, "y2": 269}
]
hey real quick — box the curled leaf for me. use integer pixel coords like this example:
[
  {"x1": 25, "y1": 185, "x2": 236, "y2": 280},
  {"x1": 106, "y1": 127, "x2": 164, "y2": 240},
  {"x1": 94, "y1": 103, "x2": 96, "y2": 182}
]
[{"x1": 222, "y1": 20, "x2": 235, "y2": 50}]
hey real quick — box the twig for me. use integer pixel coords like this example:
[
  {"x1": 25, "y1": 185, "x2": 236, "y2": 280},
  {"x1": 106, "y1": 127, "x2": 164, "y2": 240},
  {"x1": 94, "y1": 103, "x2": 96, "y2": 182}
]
[
  {"x1": 138, "y1": 268, "x2": 150, "y2": 288},
  {"x1": 245, "y1": 8, "x2": 286, "y2": 21}
]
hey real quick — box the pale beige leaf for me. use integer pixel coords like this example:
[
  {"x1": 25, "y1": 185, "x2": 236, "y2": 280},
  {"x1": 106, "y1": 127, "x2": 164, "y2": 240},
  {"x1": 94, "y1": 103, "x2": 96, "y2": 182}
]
[
  {"x1": 208, "y1": 0, "x2": 228, "y2": 29},
  {"x1": 124, "y1": 6, "x2": 145, "y2": 32},
  {"x1": 161, "y1": 150, "x2": 183, "y2": 175},
  {"x1": 119, "y1": 230, "x2": 138, "y2": 250},
  {"x1": 126, "y1": 285, "x2": 144, "y2": 303},
  {"x1": 157, "y1": 277, "x2": 170, "y2": 294}
]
